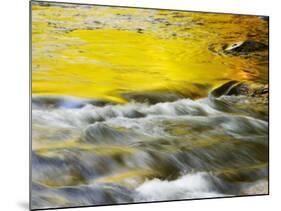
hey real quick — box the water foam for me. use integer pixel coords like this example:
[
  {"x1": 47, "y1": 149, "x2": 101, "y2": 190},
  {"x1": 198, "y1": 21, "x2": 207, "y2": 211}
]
[
  {"x1": 134, "y1": 172, "x2": 226, "y2": 201},
  {"x1": 32, "y1": 98, "x2": 220, "y2": 128}
]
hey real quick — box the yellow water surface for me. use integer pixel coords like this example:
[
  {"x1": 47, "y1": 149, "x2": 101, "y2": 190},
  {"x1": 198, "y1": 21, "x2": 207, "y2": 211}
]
[{"x1": 32, "y1": 2, "x2": 268, "y2": 103}]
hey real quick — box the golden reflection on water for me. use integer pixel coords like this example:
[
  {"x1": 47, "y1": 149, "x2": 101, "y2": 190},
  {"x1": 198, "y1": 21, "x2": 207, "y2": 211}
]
[{"x1": 32, "y1": 3, "x2": 268, "y2": 103}]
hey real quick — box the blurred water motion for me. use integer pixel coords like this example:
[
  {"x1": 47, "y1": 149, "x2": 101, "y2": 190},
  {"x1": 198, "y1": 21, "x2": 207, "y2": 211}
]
[{"x1": 31, "y1": 2, "x2": 268, "y2": 209}]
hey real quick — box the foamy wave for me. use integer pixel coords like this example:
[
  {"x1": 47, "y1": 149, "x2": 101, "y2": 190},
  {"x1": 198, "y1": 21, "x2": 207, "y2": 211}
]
[
  {"x1": 32, "y1": 96, "x2": 268, "y2": 142},
  {"x1": 32, "y1": 98, "x2": 220, "y2": 128},
  {"x1": 135, "y1": 172, "x2": 226, "y2": 201}
]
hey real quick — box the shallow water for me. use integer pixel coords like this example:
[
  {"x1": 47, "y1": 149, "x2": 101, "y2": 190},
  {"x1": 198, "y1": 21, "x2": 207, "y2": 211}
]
[{"x1": 31, "y1": 2, "x2": 268, "y2": 210}]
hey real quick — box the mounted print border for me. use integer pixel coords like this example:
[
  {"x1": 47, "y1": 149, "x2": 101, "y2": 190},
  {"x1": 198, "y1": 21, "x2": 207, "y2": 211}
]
[{"x1": 30, "y1": 1, "x2": 269, "y2": 210}]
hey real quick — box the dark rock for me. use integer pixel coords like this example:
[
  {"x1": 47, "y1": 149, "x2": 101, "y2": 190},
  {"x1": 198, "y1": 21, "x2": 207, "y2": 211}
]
[
  {"x1": 125, "y1": 110, "x2": 146, "y2": 118},
  {"x1": 121, "y1": 91, "x2": 183, "y2": 104},
  {"x1": 253, "y1": 84, "x2": 269, "y2": 95},
  {"x1": 223, "y1": 40, "x2": 268, "y2": 55},
  {"x1": 251, "y1": 84, "x2": 269, "y2": 103},
  {"x1": 121, "y1": 83, "x2": 209, "y2": 104},
  {"x1": 226, "y1": 83, "x2": 250, "y2": 96},
  {"x1": 136, "y1": 28, "x2": 144, "y2": 33},
  {"x1": 210, "y1": 80, "x2": 239, "y2": 97},
  {"x1": 210, "y1": 80, "x2": 268, "y2": 104}
]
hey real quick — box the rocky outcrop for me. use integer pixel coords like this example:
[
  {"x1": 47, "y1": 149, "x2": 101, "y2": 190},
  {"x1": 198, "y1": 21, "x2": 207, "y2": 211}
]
[
  {"x1": 211, "y1": 80, "x2": 268, "y2": 104},
  {"x1": 223, "y1": 40, "x2": 268, "y2": 55}
]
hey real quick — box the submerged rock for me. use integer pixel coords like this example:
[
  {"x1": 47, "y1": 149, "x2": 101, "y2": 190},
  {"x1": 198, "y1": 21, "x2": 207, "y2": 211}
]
[
  {"x1": 209, "y1": 80, "x2": 268, "y2": 119},
  {"x1": 211, "y1": 80, "x2": 268, "y2": 103},
  {"x1": 223, "y1": 40, "x2": 268, "y2": 55},
  {"x1": 210, "y1": 80, "x2": 239, "y2": 98},
  {"x1": 122, "y1": 91, "x2": 183, "y2": 104},
  {"x1": 121, "y1": 83, "x2": 209, "y2": 104}
]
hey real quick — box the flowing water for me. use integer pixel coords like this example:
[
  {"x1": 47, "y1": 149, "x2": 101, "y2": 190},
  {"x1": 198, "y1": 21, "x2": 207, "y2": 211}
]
[{"x1": 31, "y1": 2, "x2": 269, "y2": 209}]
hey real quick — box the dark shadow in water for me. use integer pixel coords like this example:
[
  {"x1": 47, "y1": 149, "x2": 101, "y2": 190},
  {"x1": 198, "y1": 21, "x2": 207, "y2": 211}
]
[{"x1": 17, "y1": 201, "x2": 29, "y2": 210}]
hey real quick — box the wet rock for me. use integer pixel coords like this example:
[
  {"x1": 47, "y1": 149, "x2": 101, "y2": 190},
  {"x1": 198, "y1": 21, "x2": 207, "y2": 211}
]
[
  {"x1": 136, "y1": 28, "x2": 144, "y2": 33},
  {"x1": 251, "y1": 84, "x2": 269, "y2": 104},
  {"x1": 252, "y1": 84, "x2": 268, "y2": 96},
  {"x1": 235, "y1": 83, "x2": 269, "y2": 103},
  {"x1": 125, "y1": 110, "x2": 146, "y2": 118},
  {"x1": 122, "y1": 91, "x2": 183, "y2": 104},
  {"x1": 210, "y1": 80, "x2": 239, "y2": 97},
  {"x1": 211, "y1": 80, "x2": 268, "y2": 102},
  {"x1": 227, "y1": 83, "x2": 250, "y2": 96},
  {"x1": 223, "y1": 40, "x2": 268, "y2": 55},
  {"x1": 210, "y1": 81, "x2": 268, "y2": 118},
  {"x1": 122, "y1": 83, "x2": 209, "y2": 104}
]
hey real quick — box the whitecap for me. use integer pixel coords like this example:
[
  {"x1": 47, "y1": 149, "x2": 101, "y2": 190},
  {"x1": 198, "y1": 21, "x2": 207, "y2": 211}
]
[{"x1": 134, "y1": 172, "x2": 226, "y2": 201}]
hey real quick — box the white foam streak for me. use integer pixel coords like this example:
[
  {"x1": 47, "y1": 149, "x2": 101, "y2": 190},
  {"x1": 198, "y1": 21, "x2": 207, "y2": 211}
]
[
  {"x1": 32, "y1": 98, "x2": 219, "y2": 128},
  {"x1": 135, "y1": 172, "x2": 225, "y2": 201}
]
